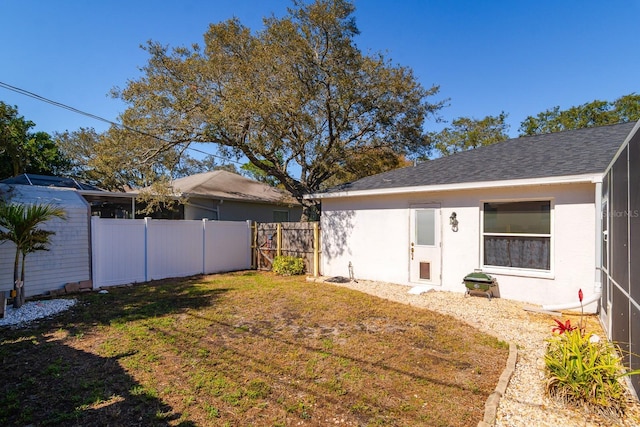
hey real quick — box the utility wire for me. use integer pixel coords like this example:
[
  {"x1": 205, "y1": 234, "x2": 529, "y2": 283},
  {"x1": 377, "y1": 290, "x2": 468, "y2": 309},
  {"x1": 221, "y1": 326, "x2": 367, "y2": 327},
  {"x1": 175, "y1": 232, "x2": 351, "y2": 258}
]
[{"x1": 0, "y1": 80, "x2": 243, "y2": 165}]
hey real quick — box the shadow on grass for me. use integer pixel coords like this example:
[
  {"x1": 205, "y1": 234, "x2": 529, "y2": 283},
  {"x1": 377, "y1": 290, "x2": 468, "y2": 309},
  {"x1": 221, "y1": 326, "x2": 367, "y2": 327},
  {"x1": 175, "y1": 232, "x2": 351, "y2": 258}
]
[
  {"x1": 0, "y1": 334, "x2": 196, "y2": 426},
  {"x1": 52, "y1": 275, "x2": 231, "y2": 335},
  {"x1": 0, "y1": 275, "x2": 228, "y2": 426}
]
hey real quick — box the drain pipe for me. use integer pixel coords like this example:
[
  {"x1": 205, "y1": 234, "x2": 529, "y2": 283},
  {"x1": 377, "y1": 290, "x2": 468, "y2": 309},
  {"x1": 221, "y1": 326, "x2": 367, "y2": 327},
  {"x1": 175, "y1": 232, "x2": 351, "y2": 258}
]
[
  {"x1": 542, "y1": 179, "x2": 604, "y2": 312},
  {"x1": 542, "y1": 291, "x2": 601, "y2": 311}
]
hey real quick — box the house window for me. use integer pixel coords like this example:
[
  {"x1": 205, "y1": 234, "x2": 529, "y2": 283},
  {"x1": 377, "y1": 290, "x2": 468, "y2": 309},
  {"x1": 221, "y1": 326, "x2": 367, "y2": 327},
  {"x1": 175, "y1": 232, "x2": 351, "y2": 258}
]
[
  {"x1": 415, "y1": 209, "x2": 435, "y2": 246},
  {"x1": 273, "y1": 210, "x2": 289, "y2": 222},
  {"x1": 483, "y1": 200, "x2": 551, "y2": 271}
]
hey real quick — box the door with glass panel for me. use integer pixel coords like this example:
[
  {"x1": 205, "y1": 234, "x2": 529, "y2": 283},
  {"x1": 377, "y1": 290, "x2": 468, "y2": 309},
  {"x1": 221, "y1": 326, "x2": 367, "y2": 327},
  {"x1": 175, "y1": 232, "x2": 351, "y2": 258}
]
[{"x1": 409, "y1": 206, "x2": 441, "y2": 285}]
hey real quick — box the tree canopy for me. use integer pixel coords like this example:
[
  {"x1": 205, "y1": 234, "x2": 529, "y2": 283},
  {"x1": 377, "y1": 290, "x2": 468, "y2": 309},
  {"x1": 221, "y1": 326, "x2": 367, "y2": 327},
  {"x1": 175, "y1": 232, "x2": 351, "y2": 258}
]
[
  {"x1": 55, "y1": 127, "x2": 235, "y2": 191},
  {"x1": 110, "y1": 0, "x2": 443, "y2": 219},
  {"x1": 519, "y1": 93, "x2": 640, "y2": 136},
  {"x1": 0, "y1": 101, "x2": 69, "y2": 180},
  {"x1": 427, "y1": 112, "x2": 510, "y2": 157},
  {"x1": 429, "y1": 93, "x2": 639, "y2": 156}
]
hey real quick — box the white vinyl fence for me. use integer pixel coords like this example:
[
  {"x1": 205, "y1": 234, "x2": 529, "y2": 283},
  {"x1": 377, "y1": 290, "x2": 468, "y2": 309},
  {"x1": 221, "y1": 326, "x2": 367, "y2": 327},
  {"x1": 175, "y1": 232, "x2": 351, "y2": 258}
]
[{"x1": 91, "y1": 217, "x2": 252, "y2": 288}]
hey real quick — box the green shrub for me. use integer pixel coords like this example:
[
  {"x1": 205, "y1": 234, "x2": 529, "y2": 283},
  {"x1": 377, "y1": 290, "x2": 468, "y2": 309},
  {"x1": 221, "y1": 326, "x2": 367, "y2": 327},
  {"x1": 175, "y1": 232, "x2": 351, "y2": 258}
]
[
  {"x1": 272, "y1": 256, "x2": 305, "y2": 276},
  {"x1": 544, "y1": 327, "x2": 633, "y2": 417}
]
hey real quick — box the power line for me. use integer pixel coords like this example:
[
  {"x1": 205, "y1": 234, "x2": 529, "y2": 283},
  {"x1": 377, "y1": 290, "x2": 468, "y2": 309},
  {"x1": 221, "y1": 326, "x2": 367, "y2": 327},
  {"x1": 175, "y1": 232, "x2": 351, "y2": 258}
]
[
  {"x1": 0, "y1": 80, "x2": 243, "y2": 165},
  {"x1": 0, "y1": 81, "x2": 119, "y2": 127}
]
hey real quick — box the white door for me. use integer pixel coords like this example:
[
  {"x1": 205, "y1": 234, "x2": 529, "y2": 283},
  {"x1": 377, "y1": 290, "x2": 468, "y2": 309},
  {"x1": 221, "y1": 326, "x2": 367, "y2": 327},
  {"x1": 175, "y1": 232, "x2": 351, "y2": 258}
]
[{"x1": 409, "y1": 206, "x2": 441, "y2": 285}]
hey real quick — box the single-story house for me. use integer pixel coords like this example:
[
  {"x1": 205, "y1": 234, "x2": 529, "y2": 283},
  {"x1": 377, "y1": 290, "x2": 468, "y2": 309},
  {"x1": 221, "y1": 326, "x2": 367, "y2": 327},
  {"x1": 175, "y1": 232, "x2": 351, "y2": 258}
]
[
  {"x1": 3, "y1": 171, "x2": 303, "y2": 222},
  {"x1": 309, "y1": 121, "x2": 640, "y2": 312},
  {"x1": 162, "y1": 170, "x2": 303, "y2": 222}
]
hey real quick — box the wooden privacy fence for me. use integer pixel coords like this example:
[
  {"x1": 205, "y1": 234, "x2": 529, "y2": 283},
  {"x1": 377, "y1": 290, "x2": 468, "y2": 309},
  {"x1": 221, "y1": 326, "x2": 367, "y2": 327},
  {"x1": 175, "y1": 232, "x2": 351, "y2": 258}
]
[{"x1": 253, "y1": 222, "x2": 320, "y2": 276}]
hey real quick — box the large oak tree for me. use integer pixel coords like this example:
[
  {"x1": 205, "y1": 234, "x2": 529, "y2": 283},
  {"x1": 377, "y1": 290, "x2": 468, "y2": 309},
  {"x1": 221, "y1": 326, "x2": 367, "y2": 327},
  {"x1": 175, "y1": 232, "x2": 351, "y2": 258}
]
[{"x1": 112, "y1": 0, "x2": 443, "y2": 219}]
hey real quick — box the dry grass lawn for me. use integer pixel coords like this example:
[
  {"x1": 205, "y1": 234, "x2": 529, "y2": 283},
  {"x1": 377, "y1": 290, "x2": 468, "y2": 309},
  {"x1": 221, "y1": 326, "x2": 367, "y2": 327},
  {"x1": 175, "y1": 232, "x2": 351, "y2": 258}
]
[{"x1": 0, "y1": 271, "x2": 509, "y2": 426}]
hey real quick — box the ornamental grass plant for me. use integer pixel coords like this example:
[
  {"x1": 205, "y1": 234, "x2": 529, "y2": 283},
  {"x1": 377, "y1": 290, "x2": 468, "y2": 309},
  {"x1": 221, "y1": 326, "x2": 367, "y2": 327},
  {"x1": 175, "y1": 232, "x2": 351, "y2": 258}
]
[
  {"x1": 545, "y1": 325, "x2": 630, "y2": 417},
  {"x1": 544, "y1": 289, "x2": 639, "y2": 418}
]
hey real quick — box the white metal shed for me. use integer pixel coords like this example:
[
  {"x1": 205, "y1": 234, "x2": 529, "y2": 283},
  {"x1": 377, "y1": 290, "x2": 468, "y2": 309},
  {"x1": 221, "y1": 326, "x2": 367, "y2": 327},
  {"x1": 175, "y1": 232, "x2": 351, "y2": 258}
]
[{"x1": 0, "y1": 184, "x2": 91, "y2": 297}]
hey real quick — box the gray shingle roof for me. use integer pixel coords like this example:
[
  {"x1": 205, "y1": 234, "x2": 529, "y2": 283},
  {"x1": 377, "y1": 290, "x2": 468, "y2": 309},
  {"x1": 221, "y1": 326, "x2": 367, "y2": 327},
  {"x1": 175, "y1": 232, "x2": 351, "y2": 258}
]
[
  {"x1": 323, "y1": 121, "x2": 637, "y2": 194},
  {"x1": 170, "y1": 170, "x2": 299, "y2": 204}
]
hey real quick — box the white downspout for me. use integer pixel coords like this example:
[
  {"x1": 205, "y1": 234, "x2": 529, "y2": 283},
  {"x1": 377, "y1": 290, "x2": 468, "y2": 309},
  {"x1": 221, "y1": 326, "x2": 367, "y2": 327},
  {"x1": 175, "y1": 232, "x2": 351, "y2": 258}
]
[
  {"x1": 542, "y1": 179, "x2": 603, "y2": 311},
  {"x1": 542, "y1": 291, "x2": 601, "y2": 311}
]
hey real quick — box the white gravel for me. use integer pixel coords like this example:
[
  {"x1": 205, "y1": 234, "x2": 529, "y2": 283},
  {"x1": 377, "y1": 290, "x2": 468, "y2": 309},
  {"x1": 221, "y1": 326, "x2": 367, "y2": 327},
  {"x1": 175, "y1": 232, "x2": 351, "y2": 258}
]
[{"x1": 0, "y1": 298, "x2": 77, "y2": 327}]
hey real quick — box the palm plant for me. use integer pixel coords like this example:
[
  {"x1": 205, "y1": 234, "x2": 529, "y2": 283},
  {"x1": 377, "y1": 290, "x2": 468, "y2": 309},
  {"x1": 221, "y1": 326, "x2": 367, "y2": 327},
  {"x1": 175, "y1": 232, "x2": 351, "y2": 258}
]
[{"x1": 0, "y1": 202, "x2": 66, "y2": 308}]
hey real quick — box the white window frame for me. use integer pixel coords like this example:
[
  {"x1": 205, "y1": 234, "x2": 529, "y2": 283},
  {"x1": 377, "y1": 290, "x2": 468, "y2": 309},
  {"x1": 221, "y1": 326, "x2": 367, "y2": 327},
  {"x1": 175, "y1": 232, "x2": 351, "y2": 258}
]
[{"x1": 480, "y1": 198, "x2": 554, "y2": 279}]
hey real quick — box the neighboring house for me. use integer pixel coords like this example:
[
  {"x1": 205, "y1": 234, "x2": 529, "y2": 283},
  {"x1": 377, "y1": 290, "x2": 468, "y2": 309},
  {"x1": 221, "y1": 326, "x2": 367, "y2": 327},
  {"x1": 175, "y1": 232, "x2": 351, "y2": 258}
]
[
  {"x1": 308, "y1": 121, "x2": 639, "y2": 312},
  {"x1": 161, "y1": 170, "x2": 303, "y2": 222},
  {"x1": 0, "y1": 171, "x2": 301, "y2": 297},
  {"x1": 2, "y1": 171, "x2": 303, "y2": 222}
]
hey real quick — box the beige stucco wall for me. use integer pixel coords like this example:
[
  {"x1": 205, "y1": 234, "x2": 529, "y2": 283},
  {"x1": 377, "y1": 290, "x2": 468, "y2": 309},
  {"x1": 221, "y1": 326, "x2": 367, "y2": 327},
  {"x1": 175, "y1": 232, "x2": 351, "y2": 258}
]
[{"x1": 321, "y1": 182, "x2": 598, "y2": 309}]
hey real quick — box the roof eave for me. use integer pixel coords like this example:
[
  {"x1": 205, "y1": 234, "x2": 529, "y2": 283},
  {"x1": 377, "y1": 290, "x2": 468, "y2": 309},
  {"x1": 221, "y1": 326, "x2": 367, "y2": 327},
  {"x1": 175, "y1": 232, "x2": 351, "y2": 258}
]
[
  {"x1": 183, "y1": 191, "x2": 299, "y2": 206},
  {"x1": 306, "y1": 173, "x2": 602, "y2": 200},
  {"x1": 78, "y1": 189, "x2": 138, "y2": 198}
]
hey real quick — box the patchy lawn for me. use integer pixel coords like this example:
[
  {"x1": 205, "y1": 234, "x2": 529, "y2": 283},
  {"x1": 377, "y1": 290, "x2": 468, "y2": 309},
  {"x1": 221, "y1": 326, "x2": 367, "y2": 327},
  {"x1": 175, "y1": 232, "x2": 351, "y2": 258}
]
[{"x1": 0, "y1": 271, "x2": 509, "y2": 426}]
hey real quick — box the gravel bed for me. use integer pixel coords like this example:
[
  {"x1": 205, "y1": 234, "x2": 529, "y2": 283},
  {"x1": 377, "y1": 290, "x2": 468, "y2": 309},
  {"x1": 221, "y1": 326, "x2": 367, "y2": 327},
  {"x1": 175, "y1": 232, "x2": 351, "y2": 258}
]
[
  {"x1": 0, "y1": 298, "x2": 77, "y2": 328},
  {"x1": 314, "y1": 277, "x2": 640, "y2": 427}
]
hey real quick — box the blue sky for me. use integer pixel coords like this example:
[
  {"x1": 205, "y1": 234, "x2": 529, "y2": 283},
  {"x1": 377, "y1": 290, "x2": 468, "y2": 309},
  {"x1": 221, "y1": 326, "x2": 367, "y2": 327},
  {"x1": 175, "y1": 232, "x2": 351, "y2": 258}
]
[{"x1": 2, "y1": 0, "x2": 639, "y2": 150}]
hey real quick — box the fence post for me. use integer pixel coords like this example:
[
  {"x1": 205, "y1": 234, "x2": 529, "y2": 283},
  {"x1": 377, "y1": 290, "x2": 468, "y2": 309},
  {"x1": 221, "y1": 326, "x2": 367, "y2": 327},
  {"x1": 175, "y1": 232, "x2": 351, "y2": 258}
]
[
  {"x1": 202, "y1": 218, "x2": 208, "y2": 274},
  {"x1": 276, "y1": 223, "x2": 282, "y2": 257},
  {"x1": 251, "y1": 221, "x2": 257, "y2": 269},
  {"x1": 91, "y1": 216, "x2": 99, "y2": 288},
  {"x1": 144, "y1": 217, "x2": 151, "y2": 282},
  {"x1": 313, "y1": 222, "x2": 320, "y2": 277},
  {"x1": 247, "y1": 220, "x2": 255, "y2": 270}
]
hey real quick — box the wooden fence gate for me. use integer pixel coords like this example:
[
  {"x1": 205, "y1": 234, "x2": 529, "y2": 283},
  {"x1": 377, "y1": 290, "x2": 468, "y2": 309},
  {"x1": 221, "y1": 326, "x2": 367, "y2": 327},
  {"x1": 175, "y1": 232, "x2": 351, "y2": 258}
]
[{"x1": 253, "y1": 222, "x2": 320, "y2": 276}]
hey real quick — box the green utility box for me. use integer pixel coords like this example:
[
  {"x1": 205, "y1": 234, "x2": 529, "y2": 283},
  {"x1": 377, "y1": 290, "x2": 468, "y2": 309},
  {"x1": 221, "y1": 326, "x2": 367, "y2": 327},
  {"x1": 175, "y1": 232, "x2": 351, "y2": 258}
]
[{"x1": 463, "y1": 271, "x2": 498, "y2": 300}]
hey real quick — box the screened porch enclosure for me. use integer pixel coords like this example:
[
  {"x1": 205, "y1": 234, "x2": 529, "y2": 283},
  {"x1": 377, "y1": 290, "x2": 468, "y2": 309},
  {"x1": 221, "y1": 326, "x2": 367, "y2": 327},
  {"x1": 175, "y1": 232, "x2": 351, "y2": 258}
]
[{"x1": 601, "y1": 123, "x2": 640, "y2": 397}]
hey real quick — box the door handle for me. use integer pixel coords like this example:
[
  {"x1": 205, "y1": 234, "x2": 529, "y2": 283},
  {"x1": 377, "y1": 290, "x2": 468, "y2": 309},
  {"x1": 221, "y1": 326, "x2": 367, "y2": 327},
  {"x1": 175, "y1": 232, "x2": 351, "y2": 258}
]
[{"x1": 411, "y1": 242, "x2": 414, "y2": 260}]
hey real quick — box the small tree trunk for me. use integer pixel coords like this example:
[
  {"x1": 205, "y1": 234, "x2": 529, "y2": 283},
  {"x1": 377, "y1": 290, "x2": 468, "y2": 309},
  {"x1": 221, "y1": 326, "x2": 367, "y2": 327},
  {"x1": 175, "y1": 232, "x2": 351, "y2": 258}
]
[
  {"x1": 12, "y1": 248, "x2": 21, "y2": 309},
  {"x1": 18, "y1": 252, "x2": 26, "y2": 307},
  {"x1": 14, "y1": 281, "x2": 24, "y2": 309}
]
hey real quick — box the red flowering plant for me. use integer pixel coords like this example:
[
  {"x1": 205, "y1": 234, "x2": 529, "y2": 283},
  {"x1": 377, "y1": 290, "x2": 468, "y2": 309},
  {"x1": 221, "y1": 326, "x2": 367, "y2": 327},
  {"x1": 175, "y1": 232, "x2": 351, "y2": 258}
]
[
  {"x1": 551, "y1": 318, "x2": 576, "y2": 334},
  {"x1": 550, "y1": 288, "x2": 584, "y2": 336},
  {"x1": 578, "y1": 288, "x2": 585, "y2": 333},
  {"x1": 544, "y1": 288, "x2": 638, "y2": 417}
]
